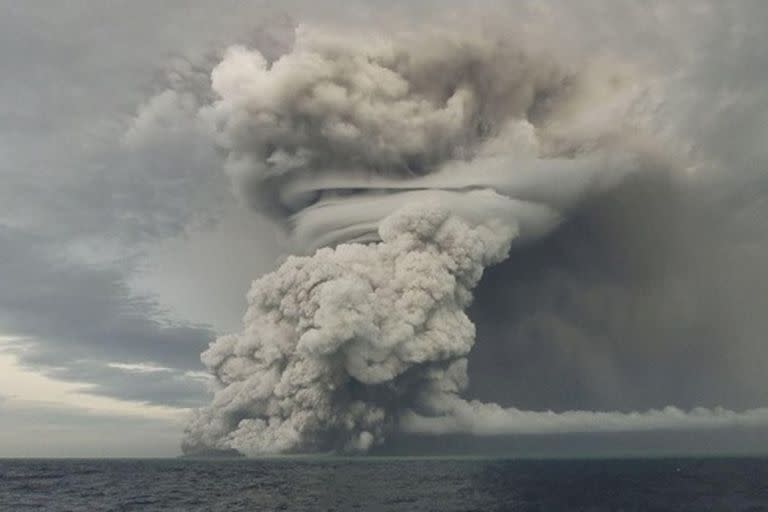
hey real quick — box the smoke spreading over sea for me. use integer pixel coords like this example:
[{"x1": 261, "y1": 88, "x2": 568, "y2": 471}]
[{"x1": 120, "y1": 4, "x2": 768, "y2": 457}]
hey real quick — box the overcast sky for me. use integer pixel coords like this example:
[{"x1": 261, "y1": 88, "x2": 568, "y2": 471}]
[{"x1": 2, "y1": 1, "x2": 768, "y2": 457}]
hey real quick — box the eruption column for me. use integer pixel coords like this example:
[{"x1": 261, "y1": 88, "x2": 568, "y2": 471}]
[{"x1": 183, "y1": 26, "x2": 768, "y2": 455}]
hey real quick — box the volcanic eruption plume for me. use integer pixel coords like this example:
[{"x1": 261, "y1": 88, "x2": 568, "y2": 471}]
[{"x1": 182, "y1": 26, "x2": 768, "y2": 456}]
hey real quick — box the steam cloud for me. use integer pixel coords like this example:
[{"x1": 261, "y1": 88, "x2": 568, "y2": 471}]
[{"x1": 182, "y1": 26, "x2": 768, "y2": 455}]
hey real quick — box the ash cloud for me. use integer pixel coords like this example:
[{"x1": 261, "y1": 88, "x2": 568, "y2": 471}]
[
  {"x1": 199, "y1": 26, "x2": 660, "y2": 250},
  {"x1": 183, "y1": 21, "x2": 768, "y2": 455}
]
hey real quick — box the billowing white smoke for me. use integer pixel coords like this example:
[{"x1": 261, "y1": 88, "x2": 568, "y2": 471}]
[
  {"x1": 184, "y1": 204, "x2": 514, "y2": 454},
  {"x1": 182, "y1": 25, "x2": 768, "y2": 455}
]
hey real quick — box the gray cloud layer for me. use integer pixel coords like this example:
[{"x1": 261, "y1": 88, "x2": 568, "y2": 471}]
[
  {"x1": 0, "y1": 227, "x2": 211, "y2": 406},
  {"x1": 0, "y1": 2, "x2": 268, "y2": 409}
]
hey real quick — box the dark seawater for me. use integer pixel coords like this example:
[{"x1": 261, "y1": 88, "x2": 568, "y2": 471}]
[{"x1": 1, "y1": 457, "x2": 767, "y2": 511}]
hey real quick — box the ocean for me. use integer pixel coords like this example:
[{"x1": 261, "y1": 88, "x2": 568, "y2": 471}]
[{"x1": 1, "y1": 457, "x2": 767, "y2": 511}]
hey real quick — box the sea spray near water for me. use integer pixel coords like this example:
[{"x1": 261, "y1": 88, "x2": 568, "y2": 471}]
[{"x1": 182, "y1": 25, "x2": 768, "y2": 455}]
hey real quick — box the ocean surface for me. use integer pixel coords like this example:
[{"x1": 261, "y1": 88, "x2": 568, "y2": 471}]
[{"x1": 1, "y1": 457, "x2": 767, "y2": 511}]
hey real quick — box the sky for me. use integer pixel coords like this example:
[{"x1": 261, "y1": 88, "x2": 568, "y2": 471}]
[{"x1": 1, "y1": 1, "x2": 768, "y2": 457}]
